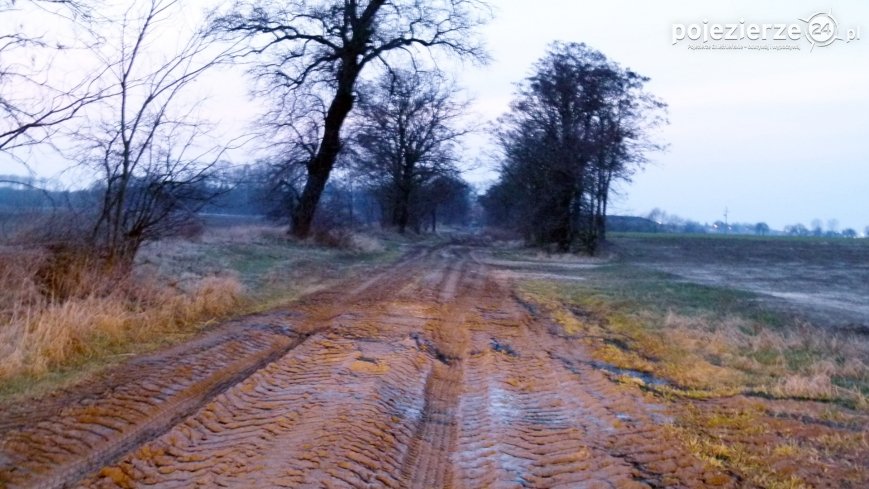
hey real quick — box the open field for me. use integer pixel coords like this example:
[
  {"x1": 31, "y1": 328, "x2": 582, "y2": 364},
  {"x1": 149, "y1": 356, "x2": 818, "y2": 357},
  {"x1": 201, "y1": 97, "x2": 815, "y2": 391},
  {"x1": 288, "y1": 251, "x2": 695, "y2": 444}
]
[
  {"x1": 611, "y1": 234, "x2": 869, "y2": 330},
  {"x1": 0, "y1": 234, "x2": 866, "y2": 488}
]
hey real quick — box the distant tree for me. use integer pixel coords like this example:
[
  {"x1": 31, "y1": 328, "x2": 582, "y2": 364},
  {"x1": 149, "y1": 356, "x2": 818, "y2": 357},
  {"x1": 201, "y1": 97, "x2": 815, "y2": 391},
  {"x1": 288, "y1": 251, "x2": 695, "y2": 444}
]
[
  {"x1": 646, "y1": 208, "x2": 666, "y2": 225},
  {"x1": 484, "y1": 42, "x2": 666, "y2": 253},
  {"x1": 754, "y1": 222, "x2": 770, "y2": 236},
  {"x1": 208, "y1": 0, "x2": 490, "y2": 238},
  {"x1": 810, "y1": 218, "x2": 823, "y2": 237},
  {"x1": 785, "y1": 223, "x2": 809, "y2": 237},
  {"x1": 682, "y1": 221, "x2": 705, "y2": 234},
  {"x1": 841, "y1": 228, "x2": 857, "y2": 239},
  {"x1": 416, "y1": 175, "x2": 471, "y2": 232},
  {"x1": 865, "y1": 226, "x2": 869, "y2": 238},
  {"x1": 351, "y1": 70, "x2": 469, "y2": 233}
]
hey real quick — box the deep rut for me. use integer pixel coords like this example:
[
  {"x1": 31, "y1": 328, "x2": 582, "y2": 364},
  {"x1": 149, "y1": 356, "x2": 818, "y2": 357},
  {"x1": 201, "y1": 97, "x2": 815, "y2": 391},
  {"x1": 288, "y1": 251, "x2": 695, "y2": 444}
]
[{"x1": 2, "y1": 245, "x2": 738, "y2": 488}]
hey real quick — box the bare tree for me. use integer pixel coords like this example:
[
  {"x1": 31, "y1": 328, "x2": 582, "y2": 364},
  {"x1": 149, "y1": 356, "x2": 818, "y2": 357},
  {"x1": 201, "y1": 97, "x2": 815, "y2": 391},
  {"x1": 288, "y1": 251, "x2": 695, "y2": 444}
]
[
  {"x1": 416, "y1": 174, "x2": 471, "y2": 233},
  {"x1": 483, "y1": 42, "x2": 666, "y2": 254},
  {"x1": 208, "y1": 0, "x2": 489, "y2": 238},
  {"x1": 785, "y1": 223, "x2": 809, "y2": 237},
  {"x1": 352, "y1": 69, "x2": 468, "y2": 233},
  {"x1": 0, "y1": 0, "x2": 100, "y2": 160},
  {"x1": 73, "y1": 0, "x2": 238, "y2": 270}
]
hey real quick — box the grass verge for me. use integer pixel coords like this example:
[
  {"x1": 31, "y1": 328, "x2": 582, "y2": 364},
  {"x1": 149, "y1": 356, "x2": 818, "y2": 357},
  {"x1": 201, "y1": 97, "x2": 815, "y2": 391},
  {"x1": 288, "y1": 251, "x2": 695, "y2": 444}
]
[
  {"x1": 0, "y1": 225, "x2": 402, "y2": 400},
  {"x1": 517, "y1": 263, "x2": 868, "y2": 407},
  {"x1": 511, "y1": 253, "x2": 868, "y2": 488}
]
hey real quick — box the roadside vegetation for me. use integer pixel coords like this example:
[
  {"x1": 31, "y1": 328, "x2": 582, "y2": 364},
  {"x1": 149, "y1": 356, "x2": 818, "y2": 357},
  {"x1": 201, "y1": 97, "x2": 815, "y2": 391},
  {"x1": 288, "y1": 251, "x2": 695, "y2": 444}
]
[
  {"x1": 501, "y1": 234, "x2": 869, "y2": 488},
  {"x1": 519, "y1": 269, "x2": 867, "y2": 406},
  {"x1": 0, "y1": 223, "x2": 400, "y2": 399}
]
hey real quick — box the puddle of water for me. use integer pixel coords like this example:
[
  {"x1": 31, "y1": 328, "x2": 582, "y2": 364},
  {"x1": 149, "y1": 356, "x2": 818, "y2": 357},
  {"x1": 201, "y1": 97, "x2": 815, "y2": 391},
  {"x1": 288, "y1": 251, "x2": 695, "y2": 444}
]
[
  {"x1": 490, "y1": 339, "x2": 518, "y2": 357},
  {"x1": 589, "y1": 361, "x2": 669, "y2": 386},
  {"x1": 489, "y1": 386, "x2": 522, "y2": 424}
]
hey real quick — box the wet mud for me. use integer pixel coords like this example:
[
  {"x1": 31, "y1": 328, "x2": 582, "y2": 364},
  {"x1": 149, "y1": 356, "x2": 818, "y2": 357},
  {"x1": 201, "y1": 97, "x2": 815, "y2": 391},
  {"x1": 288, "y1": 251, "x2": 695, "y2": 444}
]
[{"x1": 0, "y1": 245, "x2": 864, "y2": 488}]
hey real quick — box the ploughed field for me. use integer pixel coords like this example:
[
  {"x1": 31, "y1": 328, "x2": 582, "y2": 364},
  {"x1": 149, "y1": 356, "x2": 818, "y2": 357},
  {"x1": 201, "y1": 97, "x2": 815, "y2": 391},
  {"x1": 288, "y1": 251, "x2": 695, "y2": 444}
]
[{"x1": 0, "y1": 242, "x2": 866, "y2": 488}]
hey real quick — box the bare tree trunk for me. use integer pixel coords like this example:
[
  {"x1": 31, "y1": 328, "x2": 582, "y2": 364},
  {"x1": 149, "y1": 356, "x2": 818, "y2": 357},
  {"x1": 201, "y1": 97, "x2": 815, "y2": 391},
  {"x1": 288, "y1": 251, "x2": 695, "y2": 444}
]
[
  {"x1": 291, "y1": 65, "x2": 359, "y2": 238},
  {"x1": 395, "y1": 192, "x2": 410, "y2": 234}
]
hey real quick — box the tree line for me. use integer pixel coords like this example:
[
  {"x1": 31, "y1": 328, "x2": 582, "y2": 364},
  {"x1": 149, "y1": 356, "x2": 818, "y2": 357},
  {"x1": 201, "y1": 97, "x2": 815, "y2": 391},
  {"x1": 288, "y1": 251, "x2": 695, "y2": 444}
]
[
  {"x1": 2, "y1": 0, "x2": 487, "y2": 272},
  {"x1": 613, "y1": 209, "x2": 865, "y2": 238},
  {"x1": 3, "y1": 0, "x2": 671, "y2": 274},
  {"x1": 481, "y1": 42, "x2": 667, "y2": 254}
]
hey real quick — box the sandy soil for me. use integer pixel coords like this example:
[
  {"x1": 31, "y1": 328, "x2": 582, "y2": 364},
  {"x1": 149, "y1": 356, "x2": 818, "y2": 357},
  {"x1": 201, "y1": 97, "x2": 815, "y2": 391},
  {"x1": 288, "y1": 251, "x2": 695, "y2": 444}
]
[{"x1": 0, "y1": 244, "x2": 865, "y2": 488}]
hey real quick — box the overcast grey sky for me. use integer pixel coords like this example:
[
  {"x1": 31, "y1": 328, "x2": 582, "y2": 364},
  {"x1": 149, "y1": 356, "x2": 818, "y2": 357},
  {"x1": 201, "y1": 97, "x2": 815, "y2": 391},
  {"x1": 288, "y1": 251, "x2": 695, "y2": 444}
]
[{"x1": 6, "y1": 0, "x2": 869, "y2": 230}]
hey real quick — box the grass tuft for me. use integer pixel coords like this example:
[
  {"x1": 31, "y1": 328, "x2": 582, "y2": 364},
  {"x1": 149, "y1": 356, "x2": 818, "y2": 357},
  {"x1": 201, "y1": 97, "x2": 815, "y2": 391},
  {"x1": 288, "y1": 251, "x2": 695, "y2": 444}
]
[
  {"x1": 1, "y1": 224, "x2": 398, "y2": 398},
  {"x1": 0, "y1": 248, "x2": 244, "y2": 381}
]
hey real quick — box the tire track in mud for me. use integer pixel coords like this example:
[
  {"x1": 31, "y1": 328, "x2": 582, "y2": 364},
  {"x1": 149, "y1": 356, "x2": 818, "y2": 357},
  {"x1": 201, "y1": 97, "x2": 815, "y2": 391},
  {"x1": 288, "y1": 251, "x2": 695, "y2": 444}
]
[
  {"x1": 451, "y1": 270, "x2": 731, "y2": 489},
  {"x1": 0, "y1": 325, "x2": 307, "y2": 489},
  {"x1": 3, "y1": 244, "x2": 740, "y2": 488},
  {"x1": 0, "y1": 246, "x2": 435, "y2": 489},
  {"x1": 70, "y1": 249, "x2": 473, "y2": 489}
]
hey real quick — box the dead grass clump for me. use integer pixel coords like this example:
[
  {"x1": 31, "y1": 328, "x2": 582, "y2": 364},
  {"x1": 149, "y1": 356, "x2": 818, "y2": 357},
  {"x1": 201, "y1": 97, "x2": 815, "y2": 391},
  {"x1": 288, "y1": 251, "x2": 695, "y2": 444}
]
[
  {"x1": 176, "y1": 276, "x2": 245, "y2": 320},
  {"x1": 310, "y1": 227, "x2": 354, "y2": 249},
  {"x1": 33, "y1": 244, "x2": 128, "y2": 300},
  {"x1": 772, "y1": 374, "x2": 834, "y2": 400},
  {"x1": 201, "y1": 224, "x2": 289, "y2": 245},
  {"x1": 0, "y1": 247, "x2": 244, "y2": 382},
  {"x1": 0, "y1": 247, "x2": 44, "y2": 311},
  {"x1": 310, "y1": 228, "x2": 384, "y2": 253}
]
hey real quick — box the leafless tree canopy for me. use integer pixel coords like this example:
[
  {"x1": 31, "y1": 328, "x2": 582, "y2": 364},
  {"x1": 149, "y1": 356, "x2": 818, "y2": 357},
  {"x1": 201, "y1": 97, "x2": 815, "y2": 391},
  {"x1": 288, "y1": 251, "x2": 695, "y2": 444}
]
[
  {"x1": 0, "y1": 0, "x2": 98, "y2": 159},
  {"x1": 483, "y1": 42, "x2": 667, "y2": 254},
  {"x1": 69, "y1": 0, "x2": 238, "y2": 269},
  {"x1": 208, "y1": 0, "x2": 489, "y2": 238},
  {"x1": 351, "y1": 69, "x2": 468, "y2": 233}
]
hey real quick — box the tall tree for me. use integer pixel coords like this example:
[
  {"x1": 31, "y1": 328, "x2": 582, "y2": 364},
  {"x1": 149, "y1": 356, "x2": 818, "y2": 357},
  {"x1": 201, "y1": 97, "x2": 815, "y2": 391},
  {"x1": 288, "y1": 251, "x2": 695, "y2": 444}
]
[
  {"x1": 352, "y1": 69, "x2": 468, "y2": 233},
  {"x1": 484, "y1": 42, "x2": 666, "y2": 253},
  {"x1": 208, "y1": 0, "x2": 488, "y2": 238}
]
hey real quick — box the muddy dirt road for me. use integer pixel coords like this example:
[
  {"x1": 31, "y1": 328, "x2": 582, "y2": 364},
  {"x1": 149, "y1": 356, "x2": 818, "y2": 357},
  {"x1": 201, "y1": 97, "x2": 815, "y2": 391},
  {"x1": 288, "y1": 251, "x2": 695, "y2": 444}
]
[{"x1": 0, "y1": 244, "x2": 857, "y2": 488}]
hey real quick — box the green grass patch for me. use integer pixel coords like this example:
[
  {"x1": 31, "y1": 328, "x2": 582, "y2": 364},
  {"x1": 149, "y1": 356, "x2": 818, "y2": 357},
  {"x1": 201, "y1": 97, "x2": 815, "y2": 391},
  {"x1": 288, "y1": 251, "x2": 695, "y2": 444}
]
[{"x1": 513, "y1": 260, "x2": 867, "y2": 408}]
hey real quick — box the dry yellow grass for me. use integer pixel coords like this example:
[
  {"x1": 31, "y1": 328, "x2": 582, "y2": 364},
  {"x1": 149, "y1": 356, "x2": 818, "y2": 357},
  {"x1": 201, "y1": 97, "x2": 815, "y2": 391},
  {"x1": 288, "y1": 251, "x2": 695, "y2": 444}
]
[
  {"x1": 519, "y1": 280, "x2": 869, "y2": 407},
  {"x1": 514, "y1": 262, "x2": 868, "y2": 488},
  {"x1": 0, "y1": 246, "x2": 243, "y2": 382},
  {"x1": 0, "y1": 224, "x2": 395, "y2": 396}
]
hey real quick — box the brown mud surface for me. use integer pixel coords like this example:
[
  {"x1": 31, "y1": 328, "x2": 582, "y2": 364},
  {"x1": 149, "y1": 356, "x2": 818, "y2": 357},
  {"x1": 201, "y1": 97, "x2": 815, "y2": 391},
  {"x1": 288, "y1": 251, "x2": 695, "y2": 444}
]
[{"x1": 1, "y1": 244, "x2": 866, "y2": 488}]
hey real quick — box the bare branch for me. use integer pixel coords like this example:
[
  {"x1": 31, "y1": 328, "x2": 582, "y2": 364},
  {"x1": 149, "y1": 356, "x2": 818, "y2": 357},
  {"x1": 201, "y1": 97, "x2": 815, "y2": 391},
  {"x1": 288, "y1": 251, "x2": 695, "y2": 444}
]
[{"x1": 207, "y1": 0, "x2": 490, "y2": 237}]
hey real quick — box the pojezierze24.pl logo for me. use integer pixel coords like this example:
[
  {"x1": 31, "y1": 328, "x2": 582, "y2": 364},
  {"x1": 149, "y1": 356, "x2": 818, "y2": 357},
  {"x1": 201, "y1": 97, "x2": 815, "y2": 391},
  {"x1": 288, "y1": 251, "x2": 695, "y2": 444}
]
[{"x1": 672, "y1": 9, "x2": 861, "y2": 52}]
